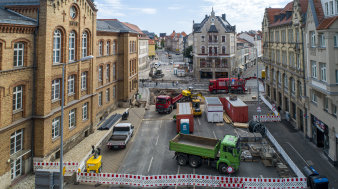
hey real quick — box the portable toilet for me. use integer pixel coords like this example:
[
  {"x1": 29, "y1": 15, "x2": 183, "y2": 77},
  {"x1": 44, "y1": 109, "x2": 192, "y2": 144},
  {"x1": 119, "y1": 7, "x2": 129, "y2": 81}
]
[
  {"x1": 174, "y1": 68, "x2": 177, "y2": 75},
  {"x1": 180, "y1": 119, "x2": 190, "y2": 134}
]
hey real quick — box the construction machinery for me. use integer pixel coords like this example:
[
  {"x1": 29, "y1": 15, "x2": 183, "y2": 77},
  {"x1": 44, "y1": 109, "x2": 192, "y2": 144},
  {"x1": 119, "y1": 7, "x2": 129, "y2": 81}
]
[
  {"x1": 181, "y1": 87, "x2": 204, "y2": 116},
  {"x1": 149, "y1": 66, "x2": 164, "y2": 78},
  {"x1": 85, "y1": 146, "x2": 102, "y2": 173}
]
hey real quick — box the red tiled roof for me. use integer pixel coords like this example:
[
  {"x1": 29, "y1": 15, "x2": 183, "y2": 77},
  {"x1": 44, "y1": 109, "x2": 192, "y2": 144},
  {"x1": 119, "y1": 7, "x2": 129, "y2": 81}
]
[
  {"x1": 279, "y1": 2, "x2": 293, "y2": 13},
  {"x1": 169, "y1": 30, "x2": 176, "y2": 38},
  {"x1": 266, "y1": 8, "x2": 283, "y2": 24},
  {"x1": 313, "y1": 0, "x2": 325, "y2": 24},
  {"x1": 148, "y1": 39, "x2": 155, "y2": 45},
  {"x1": 122, "y1": 22, "x2": 143, "y2": 34},
  {"x1": 181, "y1": 32, "x2": 187, "y2": 37},
  {"x1": 97, "y1": 19, "x2": 119, "y2": 21},
  {"x1": 299, "y1": 0, "x2": 309, "y2": 14},
  {"x1": 269, "y1": 2, "x2": 293, "y2": 27},
  {"x1": 317, "y1": 16, "x2": 338, "y2": 30}
]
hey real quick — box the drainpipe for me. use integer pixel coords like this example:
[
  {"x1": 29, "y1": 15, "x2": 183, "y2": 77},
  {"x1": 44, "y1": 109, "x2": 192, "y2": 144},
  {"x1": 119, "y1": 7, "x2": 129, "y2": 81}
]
[
  {"x1": 31, "y1": 8, "x2": 39, "y2": 172},
  {"x1": 301, "y1": 26, "x2": 308, "y2": 138}
]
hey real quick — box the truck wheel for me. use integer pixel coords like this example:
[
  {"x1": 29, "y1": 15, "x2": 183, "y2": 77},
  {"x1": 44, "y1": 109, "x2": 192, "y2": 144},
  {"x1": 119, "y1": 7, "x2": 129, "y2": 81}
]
[
  {"x1": 218, "y1": 163, "x2": 228, "y2": 174},
  {"x1": 189, "y1": 156, "x2": 201, "y2": 168},
  {"x1": 177, "y1": 155, "x2": 187, "y2": 166}
]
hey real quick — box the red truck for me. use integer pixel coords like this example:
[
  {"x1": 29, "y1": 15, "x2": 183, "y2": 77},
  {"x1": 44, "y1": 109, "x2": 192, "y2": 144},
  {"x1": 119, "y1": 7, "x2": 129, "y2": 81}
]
[
  {"x1": 209, "y1": 78, "x2": 246, "y2": 94},
  {"x1": 156, "y1": 93, "x2": 183, "y2": 113}
]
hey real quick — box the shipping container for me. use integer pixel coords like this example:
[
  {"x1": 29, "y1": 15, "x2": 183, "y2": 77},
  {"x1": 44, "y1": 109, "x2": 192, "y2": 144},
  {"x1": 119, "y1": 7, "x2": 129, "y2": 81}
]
[
  {"x1": 219, "y1": 97, "x2": 248, "y2": 123},
  {"x1": 205, "y1": 97, "x2": 223, "y2": 123},
  {"x1": 176, "y1": 103, "x2": 194, "y2": 133}
]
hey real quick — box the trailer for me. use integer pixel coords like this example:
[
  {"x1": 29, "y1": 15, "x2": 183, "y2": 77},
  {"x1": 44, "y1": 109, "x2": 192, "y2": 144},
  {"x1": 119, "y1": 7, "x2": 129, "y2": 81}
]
[
  {"x1": 156, "y1": 93, "x2": 183, "y2": 114},
  {"x1": 169, "y1": 133, "x2": 240, "y2": 174},
  {"x1": 176, "y1": 103, "x2": 194, "y2": 133},
  {"x1": 205, "y1": 97, "x2": 223, "y2": 123}
]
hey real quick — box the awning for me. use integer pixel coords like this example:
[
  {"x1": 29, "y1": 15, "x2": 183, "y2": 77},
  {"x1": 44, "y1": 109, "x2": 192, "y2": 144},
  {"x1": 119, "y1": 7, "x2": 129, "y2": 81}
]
[{"x1": 10, "y1": 149, "x2": 31, "y2": 161}]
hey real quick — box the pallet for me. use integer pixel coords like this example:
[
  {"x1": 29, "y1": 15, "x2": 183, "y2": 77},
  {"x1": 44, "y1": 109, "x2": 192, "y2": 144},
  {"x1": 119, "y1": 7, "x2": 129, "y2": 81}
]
[
  {"x1": 223, "y1": 113, "x2": 233, "y2": 124},
  {"x1": 233, "y1": 122, "x2": 249, "y2": 128}
]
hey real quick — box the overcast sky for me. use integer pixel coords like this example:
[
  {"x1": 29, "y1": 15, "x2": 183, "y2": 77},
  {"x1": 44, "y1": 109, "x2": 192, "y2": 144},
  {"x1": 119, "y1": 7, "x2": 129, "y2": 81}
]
[{"x1": 95, "y1": 0, "x2": 290, "y2": 35}]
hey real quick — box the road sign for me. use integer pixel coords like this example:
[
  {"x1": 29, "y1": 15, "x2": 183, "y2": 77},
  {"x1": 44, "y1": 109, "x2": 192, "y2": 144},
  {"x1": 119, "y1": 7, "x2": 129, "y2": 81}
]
[{"x1": 257, "y1": 106, "x2": 261, "y2": 112}]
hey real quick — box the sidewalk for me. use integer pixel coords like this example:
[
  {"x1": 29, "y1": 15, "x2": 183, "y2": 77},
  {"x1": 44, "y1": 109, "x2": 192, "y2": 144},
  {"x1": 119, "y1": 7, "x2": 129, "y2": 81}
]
[
  {"x1": 11, "y1": 108, "x2": 127, "y2": 189},
  {"x1": 261, "y1": 96, "x2": 338, "y2": 188}
]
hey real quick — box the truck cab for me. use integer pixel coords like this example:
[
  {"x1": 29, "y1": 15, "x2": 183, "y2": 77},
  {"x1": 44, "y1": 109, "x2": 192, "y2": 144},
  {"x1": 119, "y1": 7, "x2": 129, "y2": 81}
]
[
  {"x1": 113, "y1": 123, "x2": 134, "y2": 136},
  {"x1": 217, "y1": 135, "x2": 241, "y2": 174},
  {"x1": 156, "y1": 95, "x2": 172, "y2": 113}
]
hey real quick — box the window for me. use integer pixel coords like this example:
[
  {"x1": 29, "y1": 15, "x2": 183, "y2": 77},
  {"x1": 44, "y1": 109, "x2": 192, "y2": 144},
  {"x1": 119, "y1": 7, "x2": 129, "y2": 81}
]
[
  {"x1": 14, "y1": 43, "x2": 24, "y2": 67},
  {"x1": 270, "y1": 31, "x2": 274, "y2": 42},
  {"x1": 99, "y1": 41, "x2": 103, "y2": 56},
  {"x1": 330, "y1": 1, "x2": 334, "y2": 14},
  {"x1": 98, "y1": 92, "x2": 102, "y2": 106},
  {"x1": 281, "y1": 30, "x2": 286, "y2": 42},
  {"x1": 53, "y1": 30, "x2": 62, "y2": 63},
  {"x1": 319, "y1": 34, "x2": 325, "y2": 48},
  {"x1": 325, "y1": 2, "x2": 329, "y2": 15},
  {"x1": 67, "y1": 75, "x2": 75, "y2": 95},
  {"x1": 81, "y1": 72, "x2": 87, "y2": 90},
  {"x1": 98, "y1": 66, "x2": 103, "y2": 82},
  {"x1": 201, "y1": 36, "x2": 205, "y2": 42},
  {"x1": 10, "y1": 129, "x2": 23, "y2": 155},
  {"x1": 82, "y1": 102, "x2": 88, "y2": 120},
  {"x1": 324, "y1": 96, "x2": 329, "y2": 111},
  {"x1": 106, "y1": 64, "x2": 110, "y2": 81},
  {"x1": 336, "y1": 70, "x2": 338, "y2": 83},
  {"x1": 278, "y1": 72, "x2": 281, "y2": 84},
  {"x1": 69, "y1": 109, "x2": 76, "y2": 128},
  {"x1": 222, "y1": 36, "x2": 225, "y2": 42},
  {"x1": 296, "y1": 29, "x2": 300, "y2": 43},
  {"x1": 209, "y1": 35, "x2": 212, "y2": 42},
  {"x1": 311, "y1": 61, "x2": 317, "y2": 78},
  {"x1": 106, "y1": 41, "x2": 110, "y2": 55},
  {"x1": 13, "y1": 86, "x2": 23, "y2": 111},
  {"x1": 291, "y1": 78, "x2": 295, "y2": 94},
  {"x1": 113, "y1": 41, "x2": 116, "y2": 55},
  {"x1": 52, "y1": 117, "x2": 60, "y2": 139},
  {"x1": 288, "y1": 29, "x2": 293, "y2": 43},
  {"x1": 222, "y1": 46, "x2": 226, "y2": 54},
  {"x1": 113, "y1": 86, "x2": 116, "y2": 99},
  {"x1": 312, "y1": 92, "x2": 317, "y2": 103},
  {"x1": 69, "y1": 31, "x2": 76, "y2": 61},
  {"x1": 310, "y1": 31, "x2": 316, "y2": 47},
  {"x1": 273, "y1": 70, "x2": 276, "y2": 81},
  {"x1": 289, "y1": 52, "x2": 294, "y2": 68},
  {"x1": 332, "y1": 104, "x2": 337, "y2": 116},
  {"x1": 201, "y1": 46, "x2": 205, "y2": 54},
  {"x1": 52, "y1": 79, "x2": 60, "y2": 100},
  {"x1": 11, "y1": 157, "x2": 22, "y2": 180},
  {"x1": 214, "y1": 47, "x2": 217, "y2": 55},
  {"x1": 320, "y1": 63, "x2": 327, "y2": 81},
  {"x1": 276, "y1": 50, "x2": 280, "y2": 63},
  {"x1": 336, "y1": 0, "x2": 338, "y2": 14},
  {"x1": 298, "y1": 81, "x2": 302, "y2": 97},
  {"x1": 113, "y1": 64, "x2": 116, "y2": 80},
  {"x1": 282, "y1": 51, "x2": 287, "y2": 65},
  {"x1": 106, "y1": 88, "x2": 110, "y2": 102},
  {"x1": 296, "y1": 54, "x2": 300, "y2": 70},
  {"x1": 334, "y1": 33, "x2": 338, "y2": 47},
  {"x1": 284, "y1": 75, "x2": 288, "y2": 89},
  {"x1": 82, "y1": 32, "x2": 88, "y2": 57},
  {"x1": 275, "y1": 31, "x2": 279, "y2": 42}
]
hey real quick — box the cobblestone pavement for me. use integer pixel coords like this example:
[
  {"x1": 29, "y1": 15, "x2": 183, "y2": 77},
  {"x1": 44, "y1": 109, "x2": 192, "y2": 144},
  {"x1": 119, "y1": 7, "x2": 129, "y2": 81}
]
[{"x1": 10, "y1": 107, "x2": 129, "y2": 189}]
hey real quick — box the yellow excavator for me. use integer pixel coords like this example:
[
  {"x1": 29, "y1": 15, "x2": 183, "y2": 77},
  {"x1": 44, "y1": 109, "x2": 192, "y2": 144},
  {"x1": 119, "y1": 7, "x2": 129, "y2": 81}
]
[{"x1": 181, "y1": 87, "x2": 204, "y2": 116}]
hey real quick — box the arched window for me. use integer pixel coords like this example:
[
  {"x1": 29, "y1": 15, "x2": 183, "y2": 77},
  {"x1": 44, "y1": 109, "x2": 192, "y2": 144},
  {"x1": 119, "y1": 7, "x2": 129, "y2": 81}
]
[
  {"x1": 53, "y1": 30, "x2": 61, "y2": 63},
  {"x1": 14, "y1": 42, "x2": 24, "y2": 67},
  {"x1": 99, "y1": 41, "x2": 103, "y2": 56},
  {"x1": 113, "y1": 41, "x2": 116, "y2": 55},
  {"x1": 82, "y1": 32, "x2": 88, "y2": 57},
  {"x1": 69, "y1": 31, "x2": 76, "y2": 61},
  {"x1": 201, "y1": 46, "x2": 205, "y2": 54}
]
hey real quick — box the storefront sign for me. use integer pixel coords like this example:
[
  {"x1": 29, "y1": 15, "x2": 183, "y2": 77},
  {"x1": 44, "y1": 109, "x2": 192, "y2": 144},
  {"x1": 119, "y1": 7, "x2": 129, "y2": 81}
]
[{"x1": 313, "y1": 116, "x2": 325, "y2": 131}]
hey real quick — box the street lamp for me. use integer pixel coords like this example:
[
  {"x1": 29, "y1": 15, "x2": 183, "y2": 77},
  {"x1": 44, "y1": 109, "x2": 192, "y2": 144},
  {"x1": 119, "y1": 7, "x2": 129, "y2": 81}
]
[{"x1": 57, "y1": 55, "x2": 94, "y2": 189}]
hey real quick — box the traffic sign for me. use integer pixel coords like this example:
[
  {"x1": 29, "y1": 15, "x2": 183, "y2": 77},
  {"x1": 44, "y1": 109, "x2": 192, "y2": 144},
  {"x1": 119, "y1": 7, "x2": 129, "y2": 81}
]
[{"x1": 257, "y1": 106, "x2": 261, "y2": 112}]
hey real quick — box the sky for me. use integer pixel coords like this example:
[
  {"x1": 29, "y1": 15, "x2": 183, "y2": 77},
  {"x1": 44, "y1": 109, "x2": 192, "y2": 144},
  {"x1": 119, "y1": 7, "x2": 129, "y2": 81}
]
[{"x1": 95, "y1": 0, "x2": 290, "y2": 35}]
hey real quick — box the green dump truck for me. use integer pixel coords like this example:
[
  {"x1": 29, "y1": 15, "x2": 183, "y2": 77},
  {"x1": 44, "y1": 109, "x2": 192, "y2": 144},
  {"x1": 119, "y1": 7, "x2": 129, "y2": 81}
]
[{"x1": 169, "y1": 134, "x2": 240, "y2": 174}]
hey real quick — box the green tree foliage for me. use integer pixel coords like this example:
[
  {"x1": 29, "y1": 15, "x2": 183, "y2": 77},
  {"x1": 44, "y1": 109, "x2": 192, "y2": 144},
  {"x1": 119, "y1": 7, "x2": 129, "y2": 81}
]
[{"x1": 183, "y1": 45, "x2": 193, "y2": 59}]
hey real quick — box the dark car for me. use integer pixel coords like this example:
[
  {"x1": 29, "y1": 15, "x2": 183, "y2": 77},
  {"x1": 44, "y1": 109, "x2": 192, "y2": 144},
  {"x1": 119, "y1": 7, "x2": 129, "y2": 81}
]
[{"x1": 122, "y1": 109, "x2": 129, "y2": 120}]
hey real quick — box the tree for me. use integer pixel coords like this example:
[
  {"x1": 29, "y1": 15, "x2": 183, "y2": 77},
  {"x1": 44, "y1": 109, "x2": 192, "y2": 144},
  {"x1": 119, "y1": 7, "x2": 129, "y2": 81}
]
[
  {"x1": 161, "y1": 39, "x2": 165, "y2": 48},
  {"x1": 155, "y1": 43, "x2": 158, "y2": 50},
  {"x1": 183, "y1": 45, "x2": 193, "y2": 59}
]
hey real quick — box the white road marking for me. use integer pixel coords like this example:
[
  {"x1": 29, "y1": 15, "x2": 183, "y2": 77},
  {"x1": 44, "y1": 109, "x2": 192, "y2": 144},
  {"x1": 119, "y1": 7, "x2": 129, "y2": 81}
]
[
  {"x1": 197, "y1": 118, "x2": 201, "y2": 125},
  {"x1": 155, "y1": 135, "x2": 159, "y2": 146},
  {"x1": 285, "y1": 142, "x2": 309, "y2": 167},
  {"x1": 234, "y1": 128, "x2": 239, "y2": 137},
  {"x1": 148, "y1": 156, "x2": 153, "y2": 173},
  {"x1": 213, "y1": 131, "x2": 217, "y2": 139}
]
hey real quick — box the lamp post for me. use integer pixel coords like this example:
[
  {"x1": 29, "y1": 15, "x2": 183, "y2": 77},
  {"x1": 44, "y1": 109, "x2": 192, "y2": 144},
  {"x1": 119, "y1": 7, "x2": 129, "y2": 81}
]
[
  {"x1": 255, "y1": 48, "x2": 260, "y2": 120},
  {"x1": 58, "y1": 55, "x2": 94, "y2": 189}
]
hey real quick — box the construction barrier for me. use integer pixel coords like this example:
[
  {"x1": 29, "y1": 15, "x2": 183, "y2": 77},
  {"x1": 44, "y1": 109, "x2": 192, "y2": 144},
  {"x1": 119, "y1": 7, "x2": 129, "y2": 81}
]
[
  {"x1": 77, "y1": 172, "x2": 306, "y2": 188},
  {"x1": 253, "y1": 115, "x2": 281, "y2": 122},
  {"x1": 33, "y1": 162, "x2": 79, "y2": 173}
]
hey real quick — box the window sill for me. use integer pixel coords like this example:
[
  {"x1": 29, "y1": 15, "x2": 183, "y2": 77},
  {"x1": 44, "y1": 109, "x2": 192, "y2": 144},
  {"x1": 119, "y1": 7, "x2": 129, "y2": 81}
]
[
  {"x1": 13, "y1": 109, "x2": 23, "y2": 114},
  {"x1": 81, "y1": 88, "x2": 87, "y2": 91},
  {"x1": 52, "y1": 99, "x2": 60, "y2": 103},
  {"x1": 82, "y1": 118, "x2": 88, "y2": 122},
  {"x1": 311, "y1": 101, "x2": 318, "y2": 106},
  {"x1": 52, "y1": 136, "x2": 60, "y2": 142},
  {"x1": 69, "y1": 126, "x2": 76, "y2": 131},
  {"x1": 68, "y1": 93, "x2": 75, "y2": 97},
  {"x1": 331, "y1": 114, "x2": 337, "y2": 118}
]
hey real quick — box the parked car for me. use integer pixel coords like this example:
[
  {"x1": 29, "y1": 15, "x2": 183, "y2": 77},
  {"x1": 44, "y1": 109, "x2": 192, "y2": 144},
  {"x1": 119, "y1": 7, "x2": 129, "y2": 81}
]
[{"x1": 169, "y1": 60, "x2": 174, "y2": 64}]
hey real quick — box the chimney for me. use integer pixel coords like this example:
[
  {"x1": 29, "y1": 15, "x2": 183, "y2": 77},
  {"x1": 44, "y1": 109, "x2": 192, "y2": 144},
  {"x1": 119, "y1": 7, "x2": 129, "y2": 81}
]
[
  {"x1": 222, "y1": 14, "x2": 226, "y2": 21},
  {"x1": 205, "y1": 14, "x2": 208, "y2": 18}
]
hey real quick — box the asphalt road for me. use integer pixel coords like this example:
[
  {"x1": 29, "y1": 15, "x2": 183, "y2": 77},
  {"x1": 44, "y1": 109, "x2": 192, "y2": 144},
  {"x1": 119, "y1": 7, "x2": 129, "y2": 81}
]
[{"x1": 115, "y1": 105, "x2": 279, "y2": 188}]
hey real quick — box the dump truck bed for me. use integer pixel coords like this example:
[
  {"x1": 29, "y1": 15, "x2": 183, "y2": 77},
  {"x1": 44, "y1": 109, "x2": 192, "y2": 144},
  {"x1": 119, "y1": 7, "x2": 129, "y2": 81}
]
[{"x1": 169, "y1": 134, "x2": 220, "y2": 159}]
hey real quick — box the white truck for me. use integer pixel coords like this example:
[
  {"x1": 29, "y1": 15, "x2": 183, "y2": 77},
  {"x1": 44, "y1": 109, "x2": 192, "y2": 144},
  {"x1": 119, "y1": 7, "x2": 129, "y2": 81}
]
[{"x1": 107, "y1": 123, "x2": 134, "y2": 149}]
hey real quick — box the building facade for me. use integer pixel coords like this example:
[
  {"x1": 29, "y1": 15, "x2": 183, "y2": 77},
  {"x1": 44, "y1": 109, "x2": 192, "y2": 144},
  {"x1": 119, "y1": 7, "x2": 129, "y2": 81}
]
[
  {"x1": 192, "y1": 9, "x2": 236, "y2": 79},
  {"x1": 236, "y1": 37, "x2": 255, "y2": 72},
  {"x1": 304, "y1": 0, "x2": 338, "y2": 165},
  {"x1": 148, "y1": 39, "x2": 155, "y2": 59},
  {"x1": 0, "y1": 0, "x2": 138, "y2": 187},
  {"x1": 123, "y1": 22, "x2": 149, "y2": 70},
  {"x1": 166, "y1": 30, "x2": 187, "y2": 53},
  {"x1": 262, "y1": 0, "x2": 308, "y2": 132}
]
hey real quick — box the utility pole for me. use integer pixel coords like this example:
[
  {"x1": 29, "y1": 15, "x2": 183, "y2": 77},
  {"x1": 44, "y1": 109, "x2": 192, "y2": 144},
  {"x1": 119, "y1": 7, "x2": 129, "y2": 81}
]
[{"x1": 256, "y1": 47, "x2": 260, "y2": 121}]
